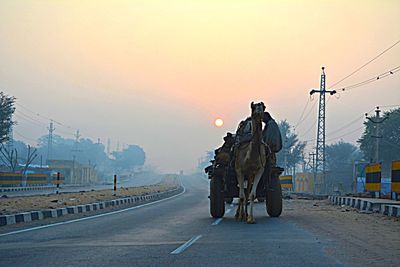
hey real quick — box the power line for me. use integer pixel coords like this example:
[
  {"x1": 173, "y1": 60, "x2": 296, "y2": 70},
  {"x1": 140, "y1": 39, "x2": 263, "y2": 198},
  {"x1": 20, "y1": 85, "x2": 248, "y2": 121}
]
[
  {"x1": 325, "y1": 125, "x2": 365, "y2": 142},
  {"x1": 298, "y1": 120, "x2": 317, "y2": 138},
  {"x1": 15, "y1": 102, "x2": 74, "y2": 130},
  {"x1": 294, "y1": 97, "x2": 311, "y2": 129},
  {"x1": 14, "y1": 111, "x2": 75, "y2": 136},
  {"x1": 326, "y1": 108, "x2": 375, "y2": 137},
  {"x1": 329, "y1": 39, "x2": 400, "y2": 88},
  {"x1": 13, "y1": 130, "x2": 38, "y2": 143},
  {"x1": 339, "y1": 66, "x2": 400, "y2": 92},
  {"x1": 14, "y1": 113, "x2": 46, "y2": 128},
  {"x1": 381, "y1": 139, "x2": 400, "y2": 150},
  {"x1": 294, "y1": 99, "x2": 318, "y2": 129},
  {"x1": 15, "y1": 109, "x2": 47, "y2": 125}
]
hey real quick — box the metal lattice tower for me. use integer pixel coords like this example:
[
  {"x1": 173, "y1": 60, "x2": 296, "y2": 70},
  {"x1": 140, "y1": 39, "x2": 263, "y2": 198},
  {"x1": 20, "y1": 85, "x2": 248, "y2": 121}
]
[{"x1": 310, "y1": 67, "x2": 336, "y2": 193}]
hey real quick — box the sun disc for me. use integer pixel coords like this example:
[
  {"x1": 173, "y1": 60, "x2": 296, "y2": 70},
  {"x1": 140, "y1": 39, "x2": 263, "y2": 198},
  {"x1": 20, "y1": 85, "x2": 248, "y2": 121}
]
[{"x1": 215, "y1": 118, "x2": 224, "y2": 127}]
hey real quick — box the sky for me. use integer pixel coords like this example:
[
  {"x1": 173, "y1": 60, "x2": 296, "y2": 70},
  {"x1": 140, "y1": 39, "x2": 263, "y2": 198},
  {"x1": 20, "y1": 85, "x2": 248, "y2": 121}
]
[{"x1": 0, "y1": 0, "x2": 399, "y2": 172}]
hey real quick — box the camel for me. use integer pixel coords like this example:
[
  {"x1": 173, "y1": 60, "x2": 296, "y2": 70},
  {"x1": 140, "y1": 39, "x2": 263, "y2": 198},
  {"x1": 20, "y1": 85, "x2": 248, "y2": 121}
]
[{"x1": 235, "y1": 102, "x2": 267, "y2": 224}]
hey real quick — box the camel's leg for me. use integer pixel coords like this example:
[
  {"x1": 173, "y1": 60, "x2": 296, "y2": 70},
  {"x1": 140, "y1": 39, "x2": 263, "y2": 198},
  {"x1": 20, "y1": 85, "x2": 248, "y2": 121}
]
[
  {"x1": 247, "y1": 168, "x2": 264, "y2": 224},
  {"x1": 235, "y1": 172, "x2": 246, "y2": 221}
]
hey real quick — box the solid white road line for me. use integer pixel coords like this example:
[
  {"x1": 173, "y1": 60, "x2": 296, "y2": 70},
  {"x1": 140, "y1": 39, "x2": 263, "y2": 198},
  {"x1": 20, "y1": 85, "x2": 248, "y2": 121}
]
[
  {"x1": 170, "y1": 235, "x2": 202, "y2": 254},
  {"x1": 0, "y1": 186, "x2": 186, "y2": 238}
]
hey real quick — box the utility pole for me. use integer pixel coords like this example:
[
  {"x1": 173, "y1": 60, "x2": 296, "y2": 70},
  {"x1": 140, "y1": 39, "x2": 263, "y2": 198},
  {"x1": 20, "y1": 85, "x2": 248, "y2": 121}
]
[
  {"x1": 310, "y1": 67, "x2": 336, "y2": 194},
  {"x1": 107, "y1": 138, "x2": 111, "y2": 156},
  {"x1": 309, "y1": 152, "x2": 316, "y2": 194},
  {"x1": 72, "y1": 129, "x2": 81, "y2": 156},
  {"x1": 71, "y1": 129, "x2": 81, "y2": 184},
  {"x1": 47, "y1": 120, "x2": 55, "y2": 162},
  {"x1": 283, "y1": 138, "x2": 288, "y2": 175},
  {"x1": 365, "y1": 106, "x2": 388, "y2": 163}
]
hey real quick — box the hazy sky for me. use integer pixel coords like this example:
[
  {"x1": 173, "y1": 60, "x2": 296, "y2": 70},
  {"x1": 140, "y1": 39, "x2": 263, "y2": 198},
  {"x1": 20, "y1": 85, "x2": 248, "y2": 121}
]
[{"x1": 1, "y1": 1, "x2": 399, "y2": 172}]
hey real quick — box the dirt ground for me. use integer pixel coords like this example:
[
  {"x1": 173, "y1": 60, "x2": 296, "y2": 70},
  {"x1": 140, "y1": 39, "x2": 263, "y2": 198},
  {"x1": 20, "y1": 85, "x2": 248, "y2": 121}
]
[
  {"x1": 0, "y1": 177, "x2": 179, "y2": 215},
  {"x1": 284, "y1": 197, "x2": 400, "y2": 266}
]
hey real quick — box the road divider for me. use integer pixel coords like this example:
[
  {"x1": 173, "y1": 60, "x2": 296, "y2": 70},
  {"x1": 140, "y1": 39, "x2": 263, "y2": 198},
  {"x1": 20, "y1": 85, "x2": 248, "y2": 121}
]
[
  {"x1": 0, "y1": 186, "x2": 54, "y2": 193},
  {"x1": 0, "y1": 186, "x2": 184, "y2": 227},
  {"x1": 328, "y1": 195, "x2": 400, "y2": 217}
]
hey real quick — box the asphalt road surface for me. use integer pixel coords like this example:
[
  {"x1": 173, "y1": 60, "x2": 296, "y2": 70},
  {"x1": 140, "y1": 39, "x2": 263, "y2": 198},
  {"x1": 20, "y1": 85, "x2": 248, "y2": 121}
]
[{"x1": 0, "y1": 175, "x2": 389, "y2": 267}]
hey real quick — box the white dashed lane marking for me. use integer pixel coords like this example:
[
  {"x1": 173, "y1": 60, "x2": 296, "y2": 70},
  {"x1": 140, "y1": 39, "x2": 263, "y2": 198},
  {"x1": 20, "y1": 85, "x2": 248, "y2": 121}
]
[
  {"x1": 211, "y1": 208, "x2": 232, "y2": 225},
  {"x1": 170, "y1": 235, "x2": 202, "y2": 254}
]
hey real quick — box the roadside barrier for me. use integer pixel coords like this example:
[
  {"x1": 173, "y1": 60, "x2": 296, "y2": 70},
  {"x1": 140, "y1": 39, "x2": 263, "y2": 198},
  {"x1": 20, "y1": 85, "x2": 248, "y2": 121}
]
[
  {"x1": 392, "y1": 160, "x2": 400, "y2": 199},
  {"x1": 280, "y1": 175, "x2": 293, "y2": 190},
  {"x1": 365, "y1": 163, "x2": 381, "y2": 197},
  {"x1": 0, "y1": 186, "x2": 54, "y2": 193},
  {"x1": 328, "y1": 195, "x2": 400, "y2": 217}
]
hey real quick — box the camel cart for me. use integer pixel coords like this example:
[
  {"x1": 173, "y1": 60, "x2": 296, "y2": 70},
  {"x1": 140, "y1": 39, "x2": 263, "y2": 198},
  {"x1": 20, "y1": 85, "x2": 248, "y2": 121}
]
[{"x1": 205, "y1": 160, "x2": 284, "y2": 218}]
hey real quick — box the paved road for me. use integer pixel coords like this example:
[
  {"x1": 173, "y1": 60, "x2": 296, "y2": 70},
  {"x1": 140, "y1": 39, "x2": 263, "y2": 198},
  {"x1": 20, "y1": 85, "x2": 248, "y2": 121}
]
[{"x1": 0, "y1": 175, "x2": 352, "y2": 266}]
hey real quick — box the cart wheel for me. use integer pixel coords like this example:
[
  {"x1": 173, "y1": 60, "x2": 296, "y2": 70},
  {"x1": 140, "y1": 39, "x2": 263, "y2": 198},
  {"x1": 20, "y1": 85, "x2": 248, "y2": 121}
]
[
  {"x1": 210, "y1": 177, "x2": 225, "y2": 218},
  {"x1": 266, "y1": 179, "x2": 282, "y2": 217}
]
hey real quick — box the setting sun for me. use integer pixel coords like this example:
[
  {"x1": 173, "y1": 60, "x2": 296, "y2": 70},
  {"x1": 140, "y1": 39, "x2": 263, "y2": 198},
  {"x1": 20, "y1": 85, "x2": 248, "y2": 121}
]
[{"x1": 215, "y1": 118, "x2": 224, "y2": 127}]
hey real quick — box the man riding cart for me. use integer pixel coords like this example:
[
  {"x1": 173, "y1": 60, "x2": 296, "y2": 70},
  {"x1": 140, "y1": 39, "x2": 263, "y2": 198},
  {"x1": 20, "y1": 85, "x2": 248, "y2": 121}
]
[{"x1": 205, "y1": 103, "x2": 284, "y2": 222}]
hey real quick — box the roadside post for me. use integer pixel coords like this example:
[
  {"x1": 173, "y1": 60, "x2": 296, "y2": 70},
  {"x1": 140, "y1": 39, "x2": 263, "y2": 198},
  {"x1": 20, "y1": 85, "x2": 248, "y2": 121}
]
[
  {"x1": 391, "y1": 160, "x2": 400, "y2": 200},
  {"x1": 114, "y1": 175, "x2": 117, "y2": 191},
  {"x1": 365, "y1": 163, "x2": 381, "y2": 198},
  {"x1": 56, "y1": 172, "x2": 60, "y2": 194},
  {"x1": 57, "y1": 172, "x2": 60, "y2": 188}
]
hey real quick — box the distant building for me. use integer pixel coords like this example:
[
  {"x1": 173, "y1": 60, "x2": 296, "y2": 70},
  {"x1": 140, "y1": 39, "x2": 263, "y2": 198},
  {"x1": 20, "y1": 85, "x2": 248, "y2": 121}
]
[{"x1": 47, "y1": 160, "x2": 97, "y2": 184}]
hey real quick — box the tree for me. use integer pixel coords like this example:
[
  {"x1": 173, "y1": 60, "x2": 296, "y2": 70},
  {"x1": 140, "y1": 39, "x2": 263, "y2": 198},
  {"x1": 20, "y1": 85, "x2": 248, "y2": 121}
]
[
  {"x1": 36, "y1": 134, "x2": 111, "y2": 167},
  {"x1": 326, "y1": 140, "x2": 361, "y2": 193},
  {"x1": 0, "y1": 92, "x2": 15, "y2": 143},
  {"x1": 112, "y1": 145, "x2": 145, "y2": 171},
  {"x1": 0, "y1": 144, "x2": 18, "y2": 172},
  {"x1": 277, "y1": 120, "x2": 306, "y2": 174},
  {"x1": 358, "y1": 107, "x2": 400, "y2": 175}
]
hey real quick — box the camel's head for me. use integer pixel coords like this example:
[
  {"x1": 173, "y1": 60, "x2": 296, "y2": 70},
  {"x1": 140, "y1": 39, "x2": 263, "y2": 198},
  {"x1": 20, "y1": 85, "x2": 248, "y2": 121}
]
[
  {"x1": 250, "y1": 102, "x2": 266, "y2": 121},
  {"x1": 223, "y1": 132, "x2": 235, "y2": 147}
]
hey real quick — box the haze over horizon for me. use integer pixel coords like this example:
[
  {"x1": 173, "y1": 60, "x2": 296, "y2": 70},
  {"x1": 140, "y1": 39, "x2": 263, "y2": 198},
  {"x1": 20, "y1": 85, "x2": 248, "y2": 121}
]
[{"x1": 1, "y1": 0, "x2": 399, "y2": 172}]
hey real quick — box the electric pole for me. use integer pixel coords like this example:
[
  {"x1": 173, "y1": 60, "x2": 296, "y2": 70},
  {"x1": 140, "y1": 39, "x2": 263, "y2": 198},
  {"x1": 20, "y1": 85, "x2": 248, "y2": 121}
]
[
  {"x1": 47, "y1": 120, "x2": 55, "y2": 162},
  {"x1": 107, "y1": 138, "x2": 111, "y2": 156},
  {"x1": 310, "y1": 67, "x2": 336, "y2": 194},
  {"x1": 71, "y1": 129, "x2": 81, "y2": 184},
  {"x1": 283, "y1": 138, "x2": 288, "y2": 175},
  {"x1": 365, "y1": 106, "x2": 388, "y2": 163},
  {"x1": 309, "y1": 152, "x2": 316, "y2": 194},
  {"x1": 72, "y1": 129, "x2": 81, "y2": 158}
]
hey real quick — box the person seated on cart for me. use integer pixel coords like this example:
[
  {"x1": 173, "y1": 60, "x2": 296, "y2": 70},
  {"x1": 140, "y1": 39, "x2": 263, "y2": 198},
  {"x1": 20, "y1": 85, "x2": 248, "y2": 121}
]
[
  {"x1": 262, "y1": 111, "x2": 282, "y2": 166},
  {"x1": 234, "y1": 111, "x2": 282, "y2": 166}
]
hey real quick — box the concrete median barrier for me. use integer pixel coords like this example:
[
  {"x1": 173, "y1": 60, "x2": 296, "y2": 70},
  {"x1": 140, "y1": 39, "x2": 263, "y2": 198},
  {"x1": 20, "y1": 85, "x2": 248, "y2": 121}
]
[
  {"x1": 328, "y1": 195, "x2": 400, "y2": 217},
  {"x1": 0, "y1": 186, "x2": 183, "y2": 227}
]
